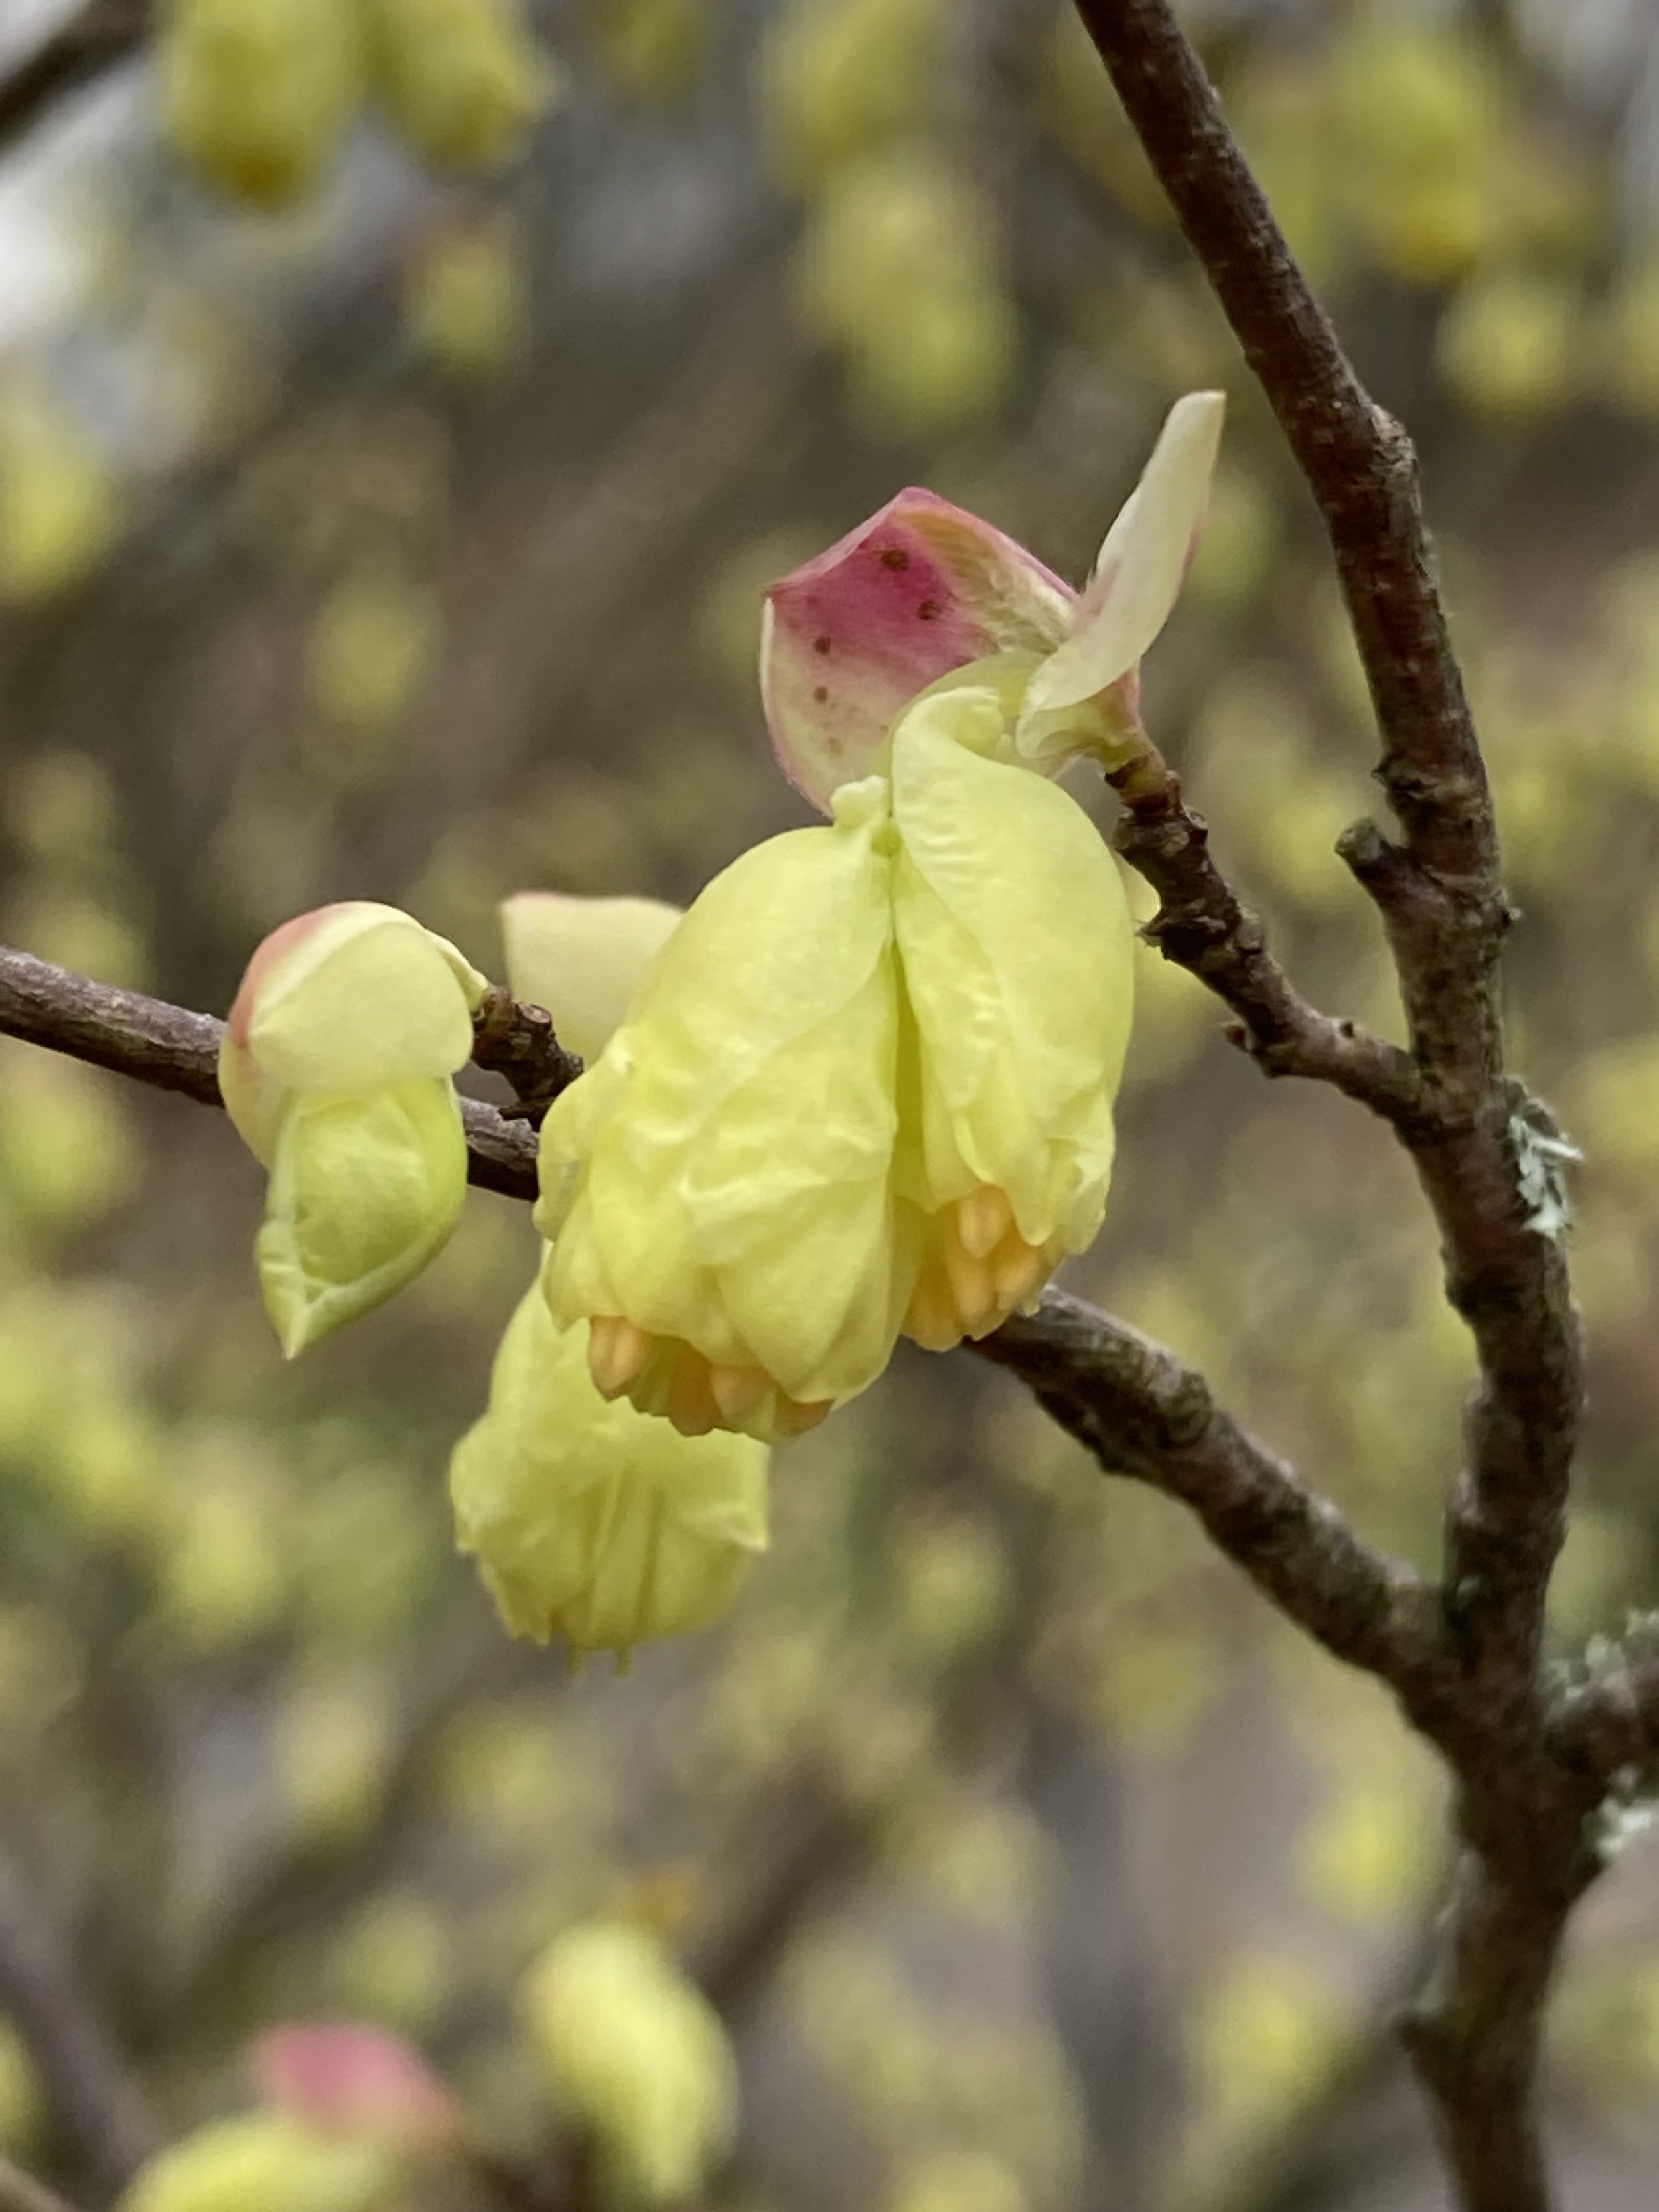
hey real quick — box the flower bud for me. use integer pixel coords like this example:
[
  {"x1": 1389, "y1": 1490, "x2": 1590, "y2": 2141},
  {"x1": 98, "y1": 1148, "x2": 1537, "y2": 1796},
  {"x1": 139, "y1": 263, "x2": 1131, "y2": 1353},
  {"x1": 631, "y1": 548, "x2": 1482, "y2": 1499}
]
[
  {"x1": 538, "y1": 779, "x2": 909, "y2": 1439},
  {"x1": 220, "y1": 903, "x2": 484, "y2": 1164},
  {"x1": 450, "y1": 1285, "x2": 768, "y2": 1655},
  {"x1": 119, "y1": 2116, "x2": 397, "y2": 2212},
  {"x1": 760, "y1": 488, "x2": 1070, "y2": 810},
  {"x1": 521, "y1": 1922, "x2": 737, "y2": 2206},
  {"x1": 366, "y1": 0, "x2": 556, "y2": 171},
  {"x1": 0, "y1": 377, "x2": 119, "y2": 604},
  {"x1": 258, "y1": 1079, "x2": 467, "y2": 1357},
  {"x1": 500, "y1": 892, "x2": 682, "y2": 1065},
  {"x1": 254, "y1": 2023, "x2": 462, "y2": 2148},
  {"x1": 889, "y1": 686, "x2": 1134, "y2": 1350},
  {"x1": 760, "y1": 390, "x2": 1224, "y2": 805},
  {"x1": 219, "y1": 903, "x2": 486, "y2": 1353},
  {"x1": 160, "y1": 0, "x2": 363, "y2": 209}
]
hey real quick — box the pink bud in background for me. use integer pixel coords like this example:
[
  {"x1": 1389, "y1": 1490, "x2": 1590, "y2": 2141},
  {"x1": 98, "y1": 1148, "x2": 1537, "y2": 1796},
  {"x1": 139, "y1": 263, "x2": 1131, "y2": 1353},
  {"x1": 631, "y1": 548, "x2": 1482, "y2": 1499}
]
[{"x1": 253, "y1": 2022, "x2": 463, "y2": 2148}]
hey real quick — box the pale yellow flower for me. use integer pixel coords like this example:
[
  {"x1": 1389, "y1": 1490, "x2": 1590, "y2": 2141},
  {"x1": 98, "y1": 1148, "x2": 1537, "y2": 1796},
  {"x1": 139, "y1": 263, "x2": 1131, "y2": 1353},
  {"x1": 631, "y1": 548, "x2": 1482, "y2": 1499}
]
[
  {"x1": 522, "y1": 1922, "x2": 737, "y2": 2206},
  {"x1": 537, "y1": 690, "x2": 1133, "y2": 1432},
  {"x1": 450, "y1": 1283, "x2": 768, "y2": 1655}
]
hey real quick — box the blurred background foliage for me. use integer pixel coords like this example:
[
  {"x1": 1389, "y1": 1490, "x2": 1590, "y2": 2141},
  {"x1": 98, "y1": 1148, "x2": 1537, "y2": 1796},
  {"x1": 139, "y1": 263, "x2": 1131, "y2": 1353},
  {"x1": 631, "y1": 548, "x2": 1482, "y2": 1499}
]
[{"x1": 7, "y1": 0, "x2": 1659, "y2": 2207}]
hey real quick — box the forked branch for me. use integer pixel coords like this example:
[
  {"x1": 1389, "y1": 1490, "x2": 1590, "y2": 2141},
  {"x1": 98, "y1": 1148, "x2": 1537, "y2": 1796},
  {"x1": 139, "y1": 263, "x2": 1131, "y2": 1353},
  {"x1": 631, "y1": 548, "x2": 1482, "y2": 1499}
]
[{"x1": 1066, "y1": 6, "x2": 1589, "y2": 2209}]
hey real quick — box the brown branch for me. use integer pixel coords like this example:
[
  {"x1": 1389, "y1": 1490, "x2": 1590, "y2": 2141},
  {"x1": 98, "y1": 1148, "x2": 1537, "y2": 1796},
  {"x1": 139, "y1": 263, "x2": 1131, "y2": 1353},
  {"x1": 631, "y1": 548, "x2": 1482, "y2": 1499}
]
[
  {"x1": 1071, "y1": 0, "x2": 1582, "y2": 1694},
  {"x1": 0, "y1": 2157, "x2": 88, "y2": 2212},
  {"x1": 0, "y1": 1849, "x2": 161, "y2": 2199},
  {"x1": 469, "y1": 986, "x2": 583, "y2": 1126},
  {"x1": 0, "y1": 943, "x2": 1455, "y2": 1718},
  {"x1": 1106, "y1": 736, "x2": 1423, "y2": 1124},
  {"x1": 975, "y1": 1291, "x2": 1453, "y2": 1716},
  {"x1": 0, "y1": 944, "x2": 539, "y2": 1203},
  {"x1": 0, "y1": 0, "x2": 151, "y2": 155},
  {"x1": 1064, "y1": 8, "x2": 1591, "y2": 2211}
]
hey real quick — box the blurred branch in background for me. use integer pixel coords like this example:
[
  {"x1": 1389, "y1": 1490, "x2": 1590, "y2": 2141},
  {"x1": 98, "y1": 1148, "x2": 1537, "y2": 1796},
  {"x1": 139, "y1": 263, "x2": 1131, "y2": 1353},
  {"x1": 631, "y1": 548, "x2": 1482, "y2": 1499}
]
[
  {"x1": 0, "y1": 1, "x2": 150, "y2": 156},
  {"x1": 0, "y1": 1850, "x2": 157, "y2": 2198}
]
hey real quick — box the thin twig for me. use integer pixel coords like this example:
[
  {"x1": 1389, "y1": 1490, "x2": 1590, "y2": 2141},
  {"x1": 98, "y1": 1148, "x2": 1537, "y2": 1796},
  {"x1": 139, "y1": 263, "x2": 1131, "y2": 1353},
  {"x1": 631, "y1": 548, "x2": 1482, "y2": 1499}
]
[
  {"x1": 0, "y1": 944, "x2": 539, "y2": 1202},
  {"x1": 0, "y1": 1850, "x2": 160, "y2": 2197},
  {"x1": 469, "y1": 986, "x2": 583, "y2": 1126},
  {"x1": 0, "y1": 0, "x2": 151, "y2": 155},
  {"x1": 974, "y1": 1291, "x2": 1453, "y2": 1718},
  {"x1": 1106, "y1": 735, "x2": 1423, "y2": 1124}
]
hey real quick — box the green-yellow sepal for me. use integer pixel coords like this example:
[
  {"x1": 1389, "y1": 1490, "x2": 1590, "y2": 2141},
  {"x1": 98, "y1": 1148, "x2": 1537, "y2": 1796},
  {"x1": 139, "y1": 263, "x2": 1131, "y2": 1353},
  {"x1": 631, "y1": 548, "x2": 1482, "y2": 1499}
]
[
  {"x1": 450, "y1": 1284, "x2": 768, "y2": 1657},
  {"x1": 259, "y1": 1079, "x2": 467, "y2": 1357},
  {"x1": 521, "y1": 1922, "x2": 737, "y2": 2206}
]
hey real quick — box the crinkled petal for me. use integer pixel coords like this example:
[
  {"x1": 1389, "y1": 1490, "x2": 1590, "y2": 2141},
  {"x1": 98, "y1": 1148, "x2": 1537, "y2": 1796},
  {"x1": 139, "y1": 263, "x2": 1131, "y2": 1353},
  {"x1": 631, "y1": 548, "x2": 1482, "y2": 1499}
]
[
  {"x1": 538, "y1": 783, "x2": 910, "y2": 1413},
  {"x1": 891, "y1": 686, "x2": 1134, "y2": 1248},
  {"x1": 450, "y1": 1291, "x2": 768, "y2": 1654}
]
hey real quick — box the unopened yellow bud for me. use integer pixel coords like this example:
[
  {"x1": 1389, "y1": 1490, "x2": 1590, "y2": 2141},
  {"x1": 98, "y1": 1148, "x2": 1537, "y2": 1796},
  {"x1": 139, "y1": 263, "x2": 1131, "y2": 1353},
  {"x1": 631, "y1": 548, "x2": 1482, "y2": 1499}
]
[
  {"x1": 522, "y1": 1923, "x2": 737, "y2": 2205},
  {"x1": 0, "y1": 379, "x2": 119, "y2": 604},
  {"x1": 367, "y1": 0, "x2": 556, "y2": 171},
  {"x1": 450, "y1": 1286, "x2": 767, "y2": 1655},
  {"x1": 160, "y1": 0, "x2": 363, "y2": 208},
  {"x1": 120, "y1": 2115, "x2": 397, "y2": 2212},
  {"x1": 500, "y1": 891, "x2": 681, "y2": 1063},
  {"x1": 407, "y1": 214, "x2": 528, "y2": 384},
  {"x1": 220, "y1": 903, "x2": 486, "y2": 1351},
  {"x1": 220, "y1": 902, "x2": 484, "y2": 1163}
]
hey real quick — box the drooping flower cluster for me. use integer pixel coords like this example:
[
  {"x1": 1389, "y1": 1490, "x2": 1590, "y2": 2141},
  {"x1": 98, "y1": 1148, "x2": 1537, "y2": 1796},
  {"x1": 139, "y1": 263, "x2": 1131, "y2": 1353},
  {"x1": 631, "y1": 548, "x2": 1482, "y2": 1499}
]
[
  {"x1": 537, "y1": 682, "x2": 1136, "y2": 1440},
  {"x1": 220, "y1": 392, "x2": 1224, "y2": 1656}
]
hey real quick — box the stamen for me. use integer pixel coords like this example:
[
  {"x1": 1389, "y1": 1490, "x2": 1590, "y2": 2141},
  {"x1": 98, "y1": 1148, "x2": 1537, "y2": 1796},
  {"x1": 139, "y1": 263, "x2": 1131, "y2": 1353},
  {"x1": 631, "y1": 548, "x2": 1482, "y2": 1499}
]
[
  {"x1": 666, "y1": 1351, "x2": 721, "y2": 1438},
  {"x1": 709, "y1": 1364, "x2": 771, "y2": 1427},
  {"x1": 992, "y1": 1236, "x2": 1050, "y2": 1311},
  {"x1": 943, "y1": 1234, "x2": 997, "y2": 1335},
  {"x1": 774, "y1": 1396, "x2": 833, "y2": 1438},
  {"x1": 957, "y1": 1185, "x2": 1011, "y2": 1260},
  {"x1": 906, "y1": 1274, "x2": 964, "y2": 1353},
  {"x1": 587, "y1": 1315, "x2": 651, "y2": 1397}
]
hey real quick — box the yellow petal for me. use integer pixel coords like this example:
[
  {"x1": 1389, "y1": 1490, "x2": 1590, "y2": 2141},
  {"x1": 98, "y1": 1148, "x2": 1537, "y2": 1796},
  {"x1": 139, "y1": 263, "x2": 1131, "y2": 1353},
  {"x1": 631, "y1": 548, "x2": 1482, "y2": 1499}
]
[
  {"x1": 539, "y1": 779, "x2": 912, "y2": 1415},
  {"x1": 891, "y1": 684, "x2": 1133, "y2": 1257},
  {"x1": 450, "y1": 1290, "x2": 768, "y2": 1653},
  {"x1": 230, "y1": 903, "x2": 480, "y2": 1101},
  {"x1": 1018, "y1": 390, "x2": 1225, "y2": 743}
]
